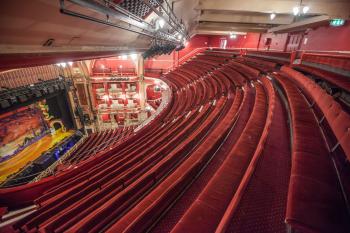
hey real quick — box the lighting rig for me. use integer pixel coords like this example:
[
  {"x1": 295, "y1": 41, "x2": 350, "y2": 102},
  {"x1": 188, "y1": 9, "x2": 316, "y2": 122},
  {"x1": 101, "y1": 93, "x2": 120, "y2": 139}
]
[
  {"x1": 292, "y1": 0, "x2": 310, "y2": 17},
  {"x1": 0, "y1": 77, "x2": 72, "y2": 112},
  {"x1": 59, "y1": 0, "x2": 188, "y2": 45},
  {"x1": 142, "y1": 40, "x2": 177, "y2": 59}
]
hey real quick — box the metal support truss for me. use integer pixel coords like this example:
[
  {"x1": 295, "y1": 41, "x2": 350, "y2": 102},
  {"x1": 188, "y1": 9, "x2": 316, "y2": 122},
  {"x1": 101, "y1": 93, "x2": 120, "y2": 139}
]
[
  {"x1": 141, "y1": 0, "x2": 186, "y2": 38},
  {"x1": 59, "y1": 0, "x2": 180, "y2": 43},
  {"x1": 153, "y1": 0, "x2": 187, "y2": 37}
]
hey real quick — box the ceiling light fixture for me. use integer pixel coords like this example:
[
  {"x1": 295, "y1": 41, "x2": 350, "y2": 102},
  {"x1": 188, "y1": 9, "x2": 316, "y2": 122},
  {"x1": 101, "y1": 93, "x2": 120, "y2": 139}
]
[
  {"x1": 158, "y1": 19, "x2": 165, "y2": 28},
  {"x1": 293, "y1": 1, "x2": 310, "y2": 16},
  {"x1": 302, "y1": 6, "x2": 310, "y2": 14},
  {"x1": 130, "y1": 54, "x2": 138, "y2": 60},
  {"x1": 270, "y1": 13, "x2": 276, "y2": 20},
  {"x1": 293, "y1": 6, "x2": 300, "y2": 16}
]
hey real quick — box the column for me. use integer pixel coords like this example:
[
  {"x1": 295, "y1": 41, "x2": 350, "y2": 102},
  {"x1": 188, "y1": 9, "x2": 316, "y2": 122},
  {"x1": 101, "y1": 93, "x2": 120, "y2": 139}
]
[{"x1": 137, "y1": 55, "x2": 147, "y2": 122}]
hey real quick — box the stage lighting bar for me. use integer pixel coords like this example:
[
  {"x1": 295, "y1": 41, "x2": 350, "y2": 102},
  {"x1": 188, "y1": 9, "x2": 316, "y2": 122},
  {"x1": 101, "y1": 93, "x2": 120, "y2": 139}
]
[
  {"x1": 60, "y1": 0, "x2": 182, "y2": 44},
  {"x1": 0, "y1": 77, "x2": 72, "y2": 112}
]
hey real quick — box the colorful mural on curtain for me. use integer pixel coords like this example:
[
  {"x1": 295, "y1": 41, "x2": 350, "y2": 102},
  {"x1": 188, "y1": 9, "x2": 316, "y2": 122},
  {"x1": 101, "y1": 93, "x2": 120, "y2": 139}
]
[{"x1": 0, "y1": 104, "x2": 48, "y2": 162}]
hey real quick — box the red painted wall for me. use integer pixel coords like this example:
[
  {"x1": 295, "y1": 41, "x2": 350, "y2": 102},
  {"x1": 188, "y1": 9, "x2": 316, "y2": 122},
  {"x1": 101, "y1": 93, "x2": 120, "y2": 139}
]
[
  {"x1": 258, "y1": 33, "x2": 289, "y2": 51},
  {"x1": 207, "y1": 33, "x2": 260, "y2": 49},
  {"x1": 92, "y1": 58, "x2": 136, "y2": 74},
  {"x1": 178, "y1": 35, "x2": 210, "y2": 58},
  {"x1": 300, "y1": 23, "x2": 350, "y2": 52},
  {"x1": 243, "y1": 33, "x2": 261, "y2": 49},
  {"x1": 285, "y1": 33, "x2": 304, "y2": 52},
  {"x1": 144, "y1": 53, "x2": 174, "y2": 70}
]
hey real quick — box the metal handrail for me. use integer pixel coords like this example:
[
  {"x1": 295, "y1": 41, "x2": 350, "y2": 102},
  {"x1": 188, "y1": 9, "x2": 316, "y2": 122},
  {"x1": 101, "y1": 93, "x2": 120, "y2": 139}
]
[
  {"x1": 62, "y1": 127, "x2": 135, "y2": 163},
  {"x1": 135, "y1": 83, "x2": 171, "y2": 132},
  {"x1": 62, "y1": 128, "x2": 133, "y2": 160}
]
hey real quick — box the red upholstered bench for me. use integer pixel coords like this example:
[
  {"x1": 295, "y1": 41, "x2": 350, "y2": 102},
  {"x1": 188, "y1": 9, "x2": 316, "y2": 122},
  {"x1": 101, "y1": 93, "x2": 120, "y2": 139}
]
[{"x1": 275, "y1": 73, "x2": 350, "y2": 233}]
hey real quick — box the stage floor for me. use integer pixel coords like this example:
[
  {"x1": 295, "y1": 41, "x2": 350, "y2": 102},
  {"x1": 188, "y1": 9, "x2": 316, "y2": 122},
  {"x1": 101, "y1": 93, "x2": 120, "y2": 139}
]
[{"x1": 0, "y1": 129, "x2": 73, "y2": 182}]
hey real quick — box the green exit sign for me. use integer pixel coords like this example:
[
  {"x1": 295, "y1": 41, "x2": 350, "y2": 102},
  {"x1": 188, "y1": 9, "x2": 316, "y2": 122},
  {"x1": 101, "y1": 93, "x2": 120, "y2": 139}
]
[{"x1": 330, "y1": 19, "x2": 345, "y2": 27}]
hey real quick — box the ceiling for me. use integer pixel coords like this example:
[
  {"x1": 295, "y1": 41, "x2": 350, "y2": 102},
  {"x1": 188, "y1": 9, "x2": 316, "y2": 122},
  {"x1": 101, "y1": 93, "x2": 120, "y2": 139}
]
[{"x1": 187, "y1": 0, "x2": 350, "y2": 35}]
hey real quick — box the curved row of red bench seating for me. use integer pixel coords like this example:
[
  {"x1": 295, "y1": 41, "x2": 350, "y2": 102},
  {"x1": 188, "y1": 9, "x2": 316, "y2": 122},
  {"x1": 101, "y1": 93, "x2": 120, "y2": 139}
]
[
  {"x1": 235, "y1": 57, "x2": 277, "y2": 73},
  {"x1": 215, "y1": 77, "x2": 278, "y2": 233},
  {"x1": 295, "y1": 65, "x2": 350, "y2": 93},
  {"x1": 196, "y1": 53, "x2": 349, "y2": 233},
  {"x1": 62, "y1": 127, "x2": 135, "y2": 165},
  {"x1": 240, "y1": 50, "x2": 350, "y2": 92},
  {"x1": 301, "y1": 53, "x2": 350, "y2": 72},
  {"x1": 0, "y1": 50, "x2": 349, "y2": 233},
  {"x1": 82, "y1": 58, "x2": 255, "y2": 233},
  {"x1": 0, "y1": 84, "x2": 174, "y2": 208},
  {"x1": 296, "y1": 52, "x2": 350, "y2": 93},
  {"x1": 6, "y1": 55, "x2": 242, "y2": 232},
  {"x1": 275, "y1": 71, "x2": 350, "y2": 233},
  {"x1": 245, "y1": 50, "x2": 291, "y2": 64},
  {"x1": 171, "y1": 81, "x2": 269, "y2": 233},
  {"x1": 223, "y1": 76, "x2": 291, "y2": 233},
  {"x1": 281, "y1": 66, "x2": 350, "y2": 161}
]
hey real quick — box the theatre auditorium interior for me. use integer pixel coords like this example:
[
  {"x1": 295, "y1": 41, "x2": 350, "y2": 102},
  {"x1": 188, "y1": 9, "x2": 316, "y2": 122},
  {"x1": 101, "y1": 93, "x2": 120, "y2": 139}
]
[{"x1": 1, "y1": 0, "x2": 350, "y2": 233}]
